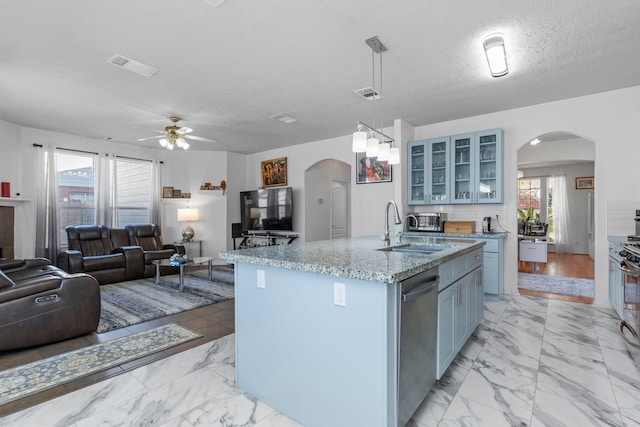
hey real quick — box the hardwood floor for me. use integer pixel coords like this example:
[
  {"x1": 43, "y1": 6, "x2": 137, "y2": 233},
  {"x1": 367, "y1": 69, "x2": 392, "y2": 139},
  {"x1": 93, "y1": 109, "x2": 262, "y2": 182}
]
[
  {"x1": 518, "y1": 252, "x2": 595, "y2": 303},
  {"x1": 0, "y1": 293, "x2": 235, "y2": 419}
]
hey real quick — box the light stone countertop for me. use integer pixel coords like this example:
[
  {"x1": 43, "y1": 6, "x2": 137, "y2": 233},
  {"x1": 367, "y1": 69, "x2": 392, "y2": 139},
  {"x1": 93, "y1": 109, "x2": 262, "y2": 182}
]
[
  {"x1": 403, "y1": 231, "x2": 508, "y2": 239},
  {"x1": 219, "y1": 235, "x2": 485, "y2": 284}
]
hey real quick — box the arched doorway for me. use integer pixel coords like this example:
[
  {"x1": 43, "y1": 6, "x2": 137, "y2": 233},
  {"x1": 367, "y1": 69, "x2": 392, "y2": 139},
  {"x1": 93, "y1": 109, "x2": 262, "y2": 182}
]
[
  {"x1": 304, "y1": 159, "x2": 351, "y2": 242},
  {"x1": 516, "y1": 131, "x2": 595, "y2": 303}
]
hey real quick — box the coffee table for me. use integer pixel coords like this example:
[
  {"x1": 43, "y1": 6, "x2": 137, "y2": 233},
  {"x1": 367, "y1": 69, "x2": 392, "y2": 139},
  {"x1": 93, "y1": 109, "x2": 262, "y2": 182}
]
[{"x1": 153, "y1": 256, "x2": 215, "y2": 292}]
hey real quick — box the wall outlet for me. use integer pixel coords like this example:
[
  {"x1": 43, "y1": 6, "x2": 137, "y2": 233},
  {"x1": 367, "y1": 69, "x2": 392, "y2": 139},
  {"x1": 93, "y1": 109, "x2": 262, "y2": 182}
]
[
  {"x1": 334, "y1": 282, "x2": 346, "y2": 306},
  {"x1": 257, "y1": 269, "x2": 265, "y2": 288}
]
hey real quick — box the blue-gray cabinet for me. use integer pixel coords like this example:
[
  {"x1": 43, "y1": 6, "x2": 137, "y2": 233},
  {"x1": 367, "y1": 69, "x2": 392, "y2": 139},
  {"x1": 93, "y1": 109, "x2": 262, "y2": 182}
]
[
  {"x1": 408, "y1": 128, "x2": 503, "y2": 205},
  {"x1": 451, "y1": 129, "x2": 503, "y2": 204},
  {"x1": 436, "y1": 249, "x2": 483, "y2": 379},
  {"x1": 408, "y1": 137, "x2": 451, "y2": 205}
]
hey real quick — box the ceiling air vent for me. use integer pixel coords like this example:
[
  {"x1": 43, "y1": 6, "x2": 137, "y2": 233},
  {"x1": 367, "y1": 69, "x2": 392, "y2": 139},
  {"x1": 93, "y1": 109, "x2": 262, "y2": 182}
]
[
  {"x1": 203, "y1": 0, "x2": 228, "y2": 7},
  {"x1": 270, "y1": 113, "x2": 299, "y2": 124},
  {"x1": 353, "y1": 87, "x2": 382, "y2": 101},
  {"x1": 107, "y1": 54, "x2": 159, "y2": 77}
]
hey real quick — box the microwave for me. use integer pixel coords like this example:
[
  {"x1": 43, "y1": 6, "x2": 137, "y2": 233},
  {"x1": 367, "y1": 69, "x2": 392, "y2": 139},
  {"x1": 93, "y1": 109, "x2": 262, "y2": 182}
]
[{"x1": 407, "y1": 213, "x2": 447, "y2": 232}]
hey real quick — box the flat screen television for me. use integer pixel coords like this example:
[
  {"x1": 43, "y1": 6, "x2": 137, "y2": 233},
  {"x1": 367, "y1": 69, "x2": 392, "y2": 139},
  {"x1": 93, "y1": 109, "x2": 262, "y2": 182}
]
[{"x1": 240, "y1": 187, "x2": 293, "y2": 232}]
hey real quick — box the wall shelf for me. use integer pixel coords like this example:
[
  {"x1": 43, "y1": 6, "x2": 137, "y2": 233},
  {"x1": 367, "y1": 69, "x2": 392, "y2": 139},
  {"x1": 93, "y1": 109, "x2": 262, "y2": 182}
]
[
  {"x1": 0, "y1": 197, "x2": 29, "y2": 207},
  {"x1": 161, "y1": 198, "x2": 190, "y2": 204}
]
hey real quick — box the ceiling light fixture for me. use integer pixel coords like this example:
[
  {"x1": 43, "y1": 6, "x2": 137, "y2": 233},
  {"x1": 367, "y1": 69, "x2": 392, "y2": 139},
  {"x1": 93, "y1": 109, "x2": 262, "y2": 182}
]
[
  {"x1": 351, "y1": 36, "x2": 399, "y2": 165},
  {"x1": 483, "y1": 34, "x2": 509, "y2": 77},
  {"x1": 530, "y1": 138, "x2": 541, "y2": 146}
]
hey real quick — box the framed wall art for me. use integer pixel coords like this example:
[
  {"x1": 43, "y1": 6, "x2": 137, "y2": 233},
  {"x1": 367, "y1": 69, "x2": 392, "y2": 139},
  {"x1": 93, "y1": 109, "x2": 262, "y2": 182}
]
[
  {"x1": 575, "y1": 176, "x2": 594, "y2": 189},
  {"x1": 356, "y1": 152, "x2": 392, "y2": 184},
  {"x1": 261, "y1": 157, "x2": 287, "y2": 188},
  {"x1": 162, "y1": 186, "x2": 174, "y2": 198}
]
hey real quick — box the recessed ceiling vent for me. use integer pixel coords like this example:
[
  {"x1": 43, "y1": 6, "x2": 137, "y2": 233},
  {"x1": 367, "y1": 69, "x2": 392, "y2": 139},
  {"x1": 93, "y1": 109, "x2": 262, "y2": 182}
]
[
  {"x1": 203, "y1": 0, "x2": 228, "y2": 7},
  {"x1": 353, "y1": 87, "x2": 382, "y2": 101},
  {"x1": 107, "y1": 54, "x2": 159, "y2": 77},
  {"x1": 270, "y1": 113, "x2": 299, "y2": 124}
]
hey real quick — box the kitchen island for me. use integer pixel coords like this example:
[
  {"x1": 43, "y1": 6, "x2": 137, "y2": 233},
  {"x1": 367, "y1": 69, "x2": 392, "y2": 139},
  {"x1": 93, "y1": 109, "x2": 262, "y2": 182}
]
[{"x1": 220, "y1": 236, "x2": 485, "y2": 427}]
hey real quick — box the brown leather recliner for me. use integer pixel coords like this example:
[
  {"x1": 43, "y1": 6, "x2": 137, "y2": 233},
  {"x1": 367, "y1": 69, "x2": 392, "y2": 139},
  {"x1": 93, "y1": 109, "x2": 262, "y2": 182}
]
[
  {"x1": 0, "y1": 258, "x2": 101, "y2": 351},
  {"x1": 57, "y1": 225, "x2": 144, "y2": 285},
  {"x1": 125, "y1": 224, "x2": 184, "y2": 277}
]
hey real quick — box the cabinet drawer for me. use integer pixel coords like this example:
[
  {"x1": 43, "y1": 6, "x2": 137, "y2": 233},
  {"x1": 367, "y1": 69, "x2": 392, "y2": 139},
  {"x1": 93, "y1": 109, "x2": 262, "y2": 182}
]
[
  {"x1": 519, "y1": 240, "x2": 547, "y2": 263},
  {"x1": 482, "y1": 239, "x2": 499, "y2": 253},
  {"x1": 468, "y1": 249, "x2": 483, "y2": 270}
]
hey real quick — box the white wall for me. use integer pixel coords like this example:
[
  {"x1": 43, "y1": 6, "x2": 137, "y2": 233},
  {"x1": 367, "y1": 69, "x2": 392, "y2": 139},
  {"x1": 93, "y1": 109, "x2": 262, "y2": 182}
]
[
  {"x1": 160, "y1": 150, "x2": 229, "y2": 258},
  {"x1": 409, "y1": 85, "x2": 640, "y2": 306},
  {"x1": 244, "y1": 131, "x2": 398, "y2": 243}
]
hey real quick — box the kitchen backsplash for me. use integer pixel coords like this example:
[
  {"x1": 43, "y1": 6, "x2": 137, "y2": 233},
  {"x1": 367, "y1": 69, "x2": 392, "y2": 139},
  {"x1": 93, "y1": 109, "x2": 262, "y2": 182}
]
[
  {"x1": 409, "y1": 204, "x2": 510, "y2": 233},
  {"x1": 607, "y1": 201, "x2": 640, "y2": 236}
]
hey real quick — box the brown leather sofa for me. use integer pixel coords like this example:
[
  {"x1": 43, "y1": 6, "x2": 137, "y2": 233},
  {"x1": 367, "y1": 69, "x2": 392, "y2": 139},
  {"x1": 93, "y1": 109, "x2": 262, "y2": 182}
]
[
  {"x1": 58, "y1": 225, "x2": 145, "y2": 285},
  {"x1": 0, "y1": 258, "x2": 101, "y2": 351},
  {"x1": 57, "y1": 224, "x2": 182, "y2": 285},
  {"x1": 125, "y1": 224, "x2": 183, "y2": 278}
]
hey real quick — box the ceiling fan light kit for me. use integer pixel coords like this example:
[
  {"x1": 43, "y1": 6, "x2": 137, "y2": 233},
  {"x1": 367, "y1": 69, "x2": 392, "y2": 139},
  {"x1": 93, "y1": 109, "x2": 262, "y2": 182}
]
[
  {"x1": 138, "y1": 116, "x2": 216, "y2": 150},
  {"x1": 351, "y1": 36, "x2": 399, "y2": 165}
]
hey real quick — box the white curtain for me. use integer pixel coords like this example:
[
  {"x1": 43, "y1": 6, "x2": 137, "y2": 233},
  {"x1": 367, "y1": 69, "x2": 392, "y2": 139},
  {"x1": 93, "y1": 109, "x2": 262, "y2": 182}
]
[
  {"x1": 552, "y1": 175, "x2": 570, "y2": 253},
  {"x1": 95, "y1": 153, "x2": 116, "y2": 227},
  {"x1": 150, "y1": 160, "x2": 162, "y2": 225},
  {"x1": 34, "y1": 144, "x2": 60, "y2": 263}
]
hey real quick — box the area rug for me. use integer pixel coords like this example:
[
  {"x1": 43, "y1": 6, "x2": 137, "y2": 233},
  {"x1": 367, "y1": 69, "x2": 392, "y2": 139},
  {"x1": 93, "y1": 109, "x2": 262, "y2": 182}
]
[
  {"x1": 518, "y1": 272, "x2": 595, "y2": 298},
  {"x1": 0, "y1": 323, "x2": 201, "y2": 406},
  {"x1": 97, "y1": 266, "x2": 234, "y2": 333}
]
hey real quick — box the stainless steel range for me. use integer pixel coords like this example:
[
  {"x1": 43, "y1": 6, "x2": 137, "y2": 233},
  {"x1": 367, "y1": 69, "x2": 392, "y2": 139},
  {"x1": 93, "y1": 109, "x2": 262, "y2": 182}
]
[{"x1": 618, "y1": 242, "x2": 640, "y2": 345}]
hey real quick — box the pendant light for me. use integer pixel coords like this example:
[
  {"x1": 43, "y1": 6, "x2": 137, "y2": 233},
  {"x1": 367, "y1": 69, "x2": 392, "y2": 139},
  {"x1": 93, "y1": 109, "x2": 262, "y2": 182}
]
[{"x1": 352, "y1": 36, "x2": 398, "y2": 165}]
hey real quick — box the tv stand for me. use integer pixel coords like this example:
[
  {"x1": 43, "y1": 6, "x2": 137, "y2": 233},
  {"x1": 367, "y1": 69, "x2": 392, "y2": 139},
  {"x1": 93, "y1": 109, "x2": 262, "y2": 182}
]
[{"x1": 237, "y1": 231, "x2": 298, "y2": 249}]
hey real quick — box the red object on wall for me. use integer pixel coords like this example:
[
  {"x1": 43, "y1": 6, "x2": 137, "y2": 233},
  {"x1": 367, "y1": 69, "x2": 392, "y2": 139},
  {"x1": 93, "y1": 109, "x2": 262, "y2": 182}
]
[{"x1": 1, "y1": 182, "x2": 10, "y2": 198}]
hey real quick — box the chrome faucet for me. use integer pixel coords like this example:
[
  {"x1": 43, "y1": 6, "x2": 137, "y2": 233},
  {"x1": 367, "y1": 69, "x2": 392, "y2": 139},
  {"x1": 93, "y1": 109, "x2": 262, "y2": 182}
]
[
  {"x1": 382, "y1": 200, "x2": 402, "y2": 246},
  {"x1": 403, "y1": 214, "x2": 418, "y2": 232}
]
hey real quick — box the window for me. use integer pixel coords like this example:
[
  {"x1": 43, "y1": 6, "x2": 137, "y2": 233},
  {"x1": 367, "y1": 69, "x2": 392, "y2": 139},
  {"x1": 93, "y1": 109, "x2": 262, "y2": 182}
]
[
  {"x1": 115, "y1": 157, "x2": 152, "y2": 227},
  {"x1": 517, "y1": 176, "x2": 554, "y2": 242},
  {"x1": 56, "y1": 152, "x2": 96, "y2": 247},
  {"x1": 517, "y1": 177, "x2": 541, "y2": 218}
]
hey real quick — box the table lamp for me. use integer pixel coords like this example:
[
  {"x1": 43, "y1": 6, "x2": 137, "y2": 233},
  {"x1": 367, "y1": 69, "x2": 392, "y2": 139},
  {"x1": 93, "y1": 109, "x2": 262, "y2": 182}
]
[{"x1": 177, "y1": 208, "x2": 199, "y2": 241}]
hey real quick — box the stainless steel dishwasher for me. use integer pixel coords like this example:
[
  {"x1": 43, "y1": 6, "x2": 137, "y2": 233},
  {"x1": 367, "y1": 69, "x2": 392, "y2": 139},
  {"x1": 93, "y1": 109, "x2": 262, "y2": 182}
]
[{"x1": 398, "y1": 268, "x2": 439, "y2": 427}]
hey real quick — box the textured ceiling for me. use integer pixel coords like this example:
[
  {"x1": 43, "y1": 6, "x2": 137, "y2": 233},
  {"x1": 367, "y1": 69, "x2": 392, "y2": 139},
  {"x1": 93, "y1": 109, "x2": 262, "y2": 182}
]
[{"x1": 1, "y1": 0, "x2": 639, "y2": 153}]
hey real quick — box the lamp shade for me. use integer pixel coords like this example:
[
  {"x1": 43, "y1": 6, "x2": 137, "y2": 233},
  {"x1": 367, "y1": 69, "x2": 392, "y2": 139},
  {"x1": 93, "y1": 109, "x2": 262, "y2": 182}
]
[
  {"x1": 388, "y1": 147, "x2": 400, "y2": 164},
  {"x1": 366, "y1": 137, "x2": 379, "y2": 157},
  {"x1": 352, "y1": 131, "x2": 368, "y2": 152},
  {"x1": 377, "y1": 142, "x2": 390, "y2": 161},
  {"x1": 177, "y1": 208, "x2": 199, "y2": 222}
]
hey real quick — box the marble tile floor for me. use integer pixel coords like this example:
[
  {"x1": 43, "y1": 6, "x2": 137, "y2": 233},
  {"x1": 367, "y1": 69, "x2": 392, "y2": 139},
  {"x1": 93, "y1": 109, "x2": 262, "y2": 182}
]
[{"x1": 2, "y1": 295, "x2": 639, "y2": 426}]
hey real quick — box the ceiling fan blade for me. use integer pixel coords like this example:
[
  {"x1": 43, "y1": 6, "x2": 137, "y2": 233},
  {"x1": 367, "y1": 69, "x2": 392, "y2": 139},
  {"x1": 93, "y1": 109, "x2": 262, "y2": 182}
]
[
  {"x1": 137, "y1": 135, "x2": 164, "y2": 141},
  {"x1": 177, "y1": 127, "x2": 193, "y2": 135},
  {"x1": 185, "y1": 134, "x2": 217, "y2": 143}
]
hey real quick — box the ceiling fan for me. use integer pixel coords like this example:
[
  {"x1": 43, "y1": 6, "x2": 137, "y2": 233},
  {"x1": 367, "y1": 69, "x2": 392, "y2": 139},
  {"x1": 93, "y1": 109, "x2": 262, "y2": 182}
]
[{"x1": 137, "y1": 116, "x2": 216, "y2": 150}]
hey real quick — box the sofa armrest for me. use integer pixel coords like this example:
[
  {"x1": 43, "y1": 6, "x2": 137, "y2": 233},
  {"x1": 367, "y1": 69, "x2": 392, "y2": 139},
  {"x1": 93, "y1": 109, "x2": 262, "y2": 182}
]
[
  {"x1": 57, "y1": 250, "x2": 84, "y2": 273},
  {"x1": 113, "y1": 245, "x2": 144, "y2": 280},
  {"x1": 1, "y1": 258, "x2": 52, "y2": 273},
  {"x1": 163, "y1": 243, "x2": 184, "y2": 255}
]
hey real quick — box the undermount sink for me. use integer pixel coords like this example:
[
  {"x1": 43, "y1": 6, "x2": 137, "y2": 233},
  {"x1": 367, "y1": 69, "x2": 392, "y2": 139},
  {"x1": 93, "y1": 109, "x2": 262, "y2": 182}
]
[{"x1": 377, "y1": 243, "x2": 446, "y2": 254}]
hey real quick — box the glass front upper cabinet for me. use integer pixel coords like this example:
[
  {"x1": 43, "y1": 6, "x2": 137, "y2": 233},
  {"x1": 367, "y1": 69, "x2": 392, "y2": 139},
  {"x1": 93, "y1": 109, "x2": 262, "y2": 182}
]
[
  {"x1": 407, "y1": 128, "x2": 503, "y2": 205},
  {"x1": 474, "y1": 129, "x2": 503, "y2": 203},
  {"x1": 408, "y1": 141, "x2": 426, "y2": 204},
  {"x1": 428, "y1": 137, "x2": 450, "y2": 204},
  {"x1": 451, "y1": 133, "x2": 474, "y2": 204}
]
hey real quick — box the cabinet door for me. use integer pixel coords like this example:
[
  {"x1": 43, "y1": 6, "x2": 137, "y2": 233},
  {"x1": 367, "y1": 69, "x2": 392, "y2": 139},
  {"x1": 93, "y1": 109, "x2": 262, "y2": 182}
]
[
  {"x1": 427, "y1": 137, "x2": 450, "y2": 204},
  {"x1": 437, "y1": 284, "x2": 456, "y2": 379},
  {"x1": 450, "y1": 133, "x2": 474, "y2": 204},
  {"x1": 408, "y1": 141, "x2": 427, "y2": 205},
  {"x1": 454, "y1": 278, "x2": 468, "y2": 349},
  {"x1": 473, "y1": 268, "x2": 484, "y2": 329},
  {"x1": 474, "y1": 129, "x2": 503, "y2": 203},
  {"x1": 483, "y1": 252, "x2": 499, "y2": 295}
]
